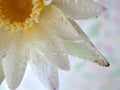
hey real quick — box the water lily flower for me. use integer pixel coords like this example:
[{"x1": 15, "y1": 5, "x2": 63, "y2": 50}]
[{"x1": 0, "y1": 0, "x2": 109, "y2": 90}]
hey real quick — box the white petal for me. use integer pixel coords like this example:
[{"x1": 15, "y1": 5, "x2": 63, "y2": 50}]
[
  {"x1": 2, "y1": 43, "x2": 29, "y2": 89},
  {"x1": 0, "y1": 30, "x2": 16, "y2": 61},
  {"x1": 39, "y1": 5, "x2": 83, "y2": 42},
  {"x1": 30, "y1": 27, "x2": 70, "y2": 70},
  {"x1": 30, "y1": 50, "x2": 59, "y2": 90},
  {"x1": 64, "y1": 19, "x2": 109, "y2": 67},
  {"x1": 0, "y1": 61, "x2": 4, "y2": 84},
  {"x1": 52, "y1": 0, "x2": 106, "y2": 19}
]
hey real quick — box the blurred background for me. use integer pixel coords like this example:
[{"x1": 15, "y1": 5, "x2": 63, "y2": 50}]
[{"x1": 0, "y1": 0, "x2": 120, "y2": 90}]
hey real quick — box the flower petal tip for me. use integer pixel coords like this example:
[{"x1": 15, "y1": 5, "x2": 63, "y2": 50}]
[
  {"x1": 105, "y1": 62, "x2": 110, "y2": 67},
  {"x1": 50, "y1": 86, "x2": 59, "y2": 90},
  {"x1": 64, "y1": 66, "x2": 71, "y2": 71},
  {"x1": 60, "y1": 64, "x2": 71, "y2": 71},
  {"x1": 93, "y1": 60, "x2": 110, "y2": 67},
  {"x1": 9, "y1": 88, "x2": 15, "y2": 90},
  {"x1": 53, "y1": 88, "x2": 59, "y2": 90},
  {"x1": 101, "y1": 6, "x2": 107, "y2": 12},
  {"x1": 104, "y1": 61, "x2": 110, "y2": 67},
  {"x1": 8, "y1": 86, "x2": 16, "y2": 90},
  {"x1": 97, "y1": 6, "x2": 107, "y2": 15}
]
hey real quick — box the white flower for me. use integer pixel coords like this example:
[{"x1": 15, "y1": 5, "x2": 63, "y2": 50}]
[{"x1": 0, "y1": 0, "x2": 109, "y2": 90}]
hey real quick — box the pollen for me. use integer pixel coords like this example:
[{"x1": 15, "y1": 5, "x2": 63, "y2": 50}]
[{"x1": 0, "y1": 0, "x2": 43, "y2": 31}]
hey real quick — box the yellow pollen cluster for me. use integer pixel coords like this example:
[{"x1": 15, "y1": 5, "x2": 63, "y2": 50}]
[{"x1": 0, "y1": 0, "x2": 43, "y2": 31}]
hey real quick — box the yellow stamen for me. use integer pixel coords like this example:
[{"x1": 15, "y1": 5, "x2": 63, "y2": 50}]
[{"x1": 0, "y1": 0, "x2": 43, "y2": 31}]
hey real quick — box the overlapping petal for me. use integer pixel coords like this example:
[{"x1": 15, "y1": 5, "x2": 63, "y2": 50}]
[
  {"x1": 64, "y1": 19, "x2": 109, "y2": 67},
  {"x1": 39, "y1": 5, "x2": 84, "y2": 42},
  {"x1": 30, "y1": 50, "x2": 59, "y2": 90},
  {"x1": 2, "y1": 33, "x2": 30, "y2": 89},
  {"x1": 30, "y1": 25, "x2": 70, "y2": 70},
  {"x1": 52, "y1": 0, "x2": 106, "y2": 19}
]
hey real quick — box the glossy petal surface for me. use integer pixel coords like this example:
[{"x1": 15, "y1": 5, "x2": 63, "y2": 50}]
[
  {"x1": 30, "y1": 25, "x2": 70, "y2": 70},
  {"x1": 52, "y1": 0, "x2": 106, "y2": 19},
  {"x1": 39, "y1": 5, "x2": 83, "y2": 42}
]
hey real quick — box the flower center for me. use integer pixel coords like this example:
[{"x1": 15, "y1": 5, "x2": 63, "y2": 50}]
[
  {"x1": 1, "y1": 0, "x2": 33, "y2": 22},
  {"x1": 0, "y1": 0, "x2": 43, "y2": 31}
]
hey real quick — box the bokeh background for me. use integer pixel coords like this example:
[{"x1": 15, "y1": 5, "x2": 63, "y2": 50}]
[{"x1": 0, "y1": 0, "x2": 120, "y2": 90}]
